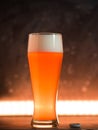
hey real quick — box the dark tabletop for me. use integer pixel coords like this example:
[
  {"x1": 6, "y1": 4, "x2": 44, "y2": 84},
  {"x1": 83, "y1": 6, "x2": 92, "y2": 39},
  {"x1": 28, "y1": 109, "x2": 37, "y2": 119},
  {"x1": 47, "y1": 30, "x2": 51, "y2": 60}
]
[{"x1": 0, "y1": 116, "x2": 98, "y2": 130}]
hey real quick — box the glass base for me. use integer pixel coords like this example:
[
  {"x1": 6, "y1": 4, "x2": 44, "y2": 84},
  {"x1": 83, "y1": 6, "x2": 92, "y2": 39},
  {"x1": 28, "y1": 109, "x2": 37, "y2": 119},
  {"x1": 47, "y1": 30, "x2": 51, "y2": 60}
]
[{"x1": 31, "y1": 119, "x2": 58, "y2": 128}]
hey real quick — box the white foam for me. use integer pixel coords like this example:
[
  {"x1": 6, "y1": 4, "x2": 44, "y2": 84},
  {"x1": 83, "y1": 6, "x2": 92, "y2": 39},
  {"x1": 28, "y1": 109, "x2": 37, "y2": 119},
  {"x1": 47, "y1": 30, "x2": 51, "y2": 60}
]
[{"x1": 28, "y1": 33, "x2": 63, "y2": 52}]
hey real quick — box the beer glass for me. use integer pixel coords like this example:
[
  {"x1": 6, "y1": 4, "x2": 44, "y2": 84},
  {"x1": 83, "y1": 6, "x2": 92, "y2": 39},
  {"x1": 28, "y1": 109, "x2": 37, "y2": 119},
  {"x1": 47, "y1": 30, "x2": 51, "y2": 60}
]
[{"x1": 27, "y1": 33, "x2": 63, "y2": 128}]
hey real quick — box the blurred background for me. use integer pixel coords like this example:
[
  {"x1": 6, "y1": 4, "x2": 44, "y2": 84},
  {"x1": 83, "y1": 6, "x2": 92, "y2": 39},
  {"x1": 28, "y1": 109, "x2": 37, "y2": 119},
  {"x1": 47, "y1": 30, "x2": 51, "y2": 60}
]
[{"x1": 0, "y1": 0, "x2": 98, "y2": 101}]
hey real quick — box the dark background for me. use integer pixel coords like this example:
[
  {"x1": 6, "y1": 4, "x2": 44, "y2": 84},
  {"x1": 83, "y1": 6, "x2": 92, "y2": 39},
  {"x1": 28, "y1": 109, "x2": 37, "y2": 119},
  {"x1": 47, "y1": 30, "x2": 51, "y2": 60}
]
[{"x1": 0, "y1": 0, "x2": 98, "y2": 100}]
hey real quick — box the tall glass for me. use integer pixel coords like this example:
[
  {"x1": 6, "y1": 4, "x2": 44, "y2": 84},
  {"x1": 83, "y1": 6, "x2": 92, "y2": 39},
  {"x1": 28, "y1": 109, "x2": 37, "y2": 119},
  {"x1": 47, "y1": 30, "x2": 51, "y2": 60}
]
[{"x1": 27, "y1": 33, "x2": 63, "y2": 128}]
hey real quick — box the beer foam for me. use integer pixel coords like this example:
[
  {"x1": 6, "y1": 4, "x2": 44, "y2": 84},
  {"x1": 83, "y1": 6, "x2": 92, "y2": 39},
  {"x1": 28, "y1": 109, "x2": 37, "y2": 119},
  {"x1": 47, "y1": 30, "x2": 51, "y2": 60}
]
[{"x1": 28, "y1": 33, "x2": 63, "y2": 52}]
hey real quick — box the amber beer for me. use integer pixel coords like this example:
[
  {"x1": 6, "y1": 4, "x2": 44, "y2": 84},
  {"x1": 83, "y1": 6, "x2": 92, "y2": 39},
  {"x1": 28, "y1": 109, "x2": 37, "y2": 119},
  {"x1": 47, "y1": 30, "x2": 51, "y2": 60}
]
[{"x1": 27, "y1": 33, "x2": 63, "y2": 128}]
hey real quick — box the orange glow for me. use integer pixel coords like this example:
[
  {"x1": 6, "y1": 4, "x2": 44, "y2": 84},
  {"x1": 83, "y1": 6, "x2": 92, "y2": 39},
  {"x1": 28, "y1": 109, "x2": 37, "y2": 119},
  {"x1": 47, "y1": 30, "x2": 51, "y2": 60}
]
[
  {"x1": 0, "y1": 100, "x2": 98, "y2": 116},
  {"x1": 28, "y1": 52, "x2": 63, "y2": 120}
]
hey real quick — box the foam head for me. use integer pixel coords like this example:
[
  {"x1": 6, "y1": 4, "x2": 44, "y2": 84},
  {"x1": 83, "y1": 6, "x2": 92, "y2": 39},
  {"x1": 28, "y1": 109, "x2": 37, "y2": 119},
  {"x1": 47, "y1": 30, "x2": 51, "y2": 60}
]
[{"x1": 28, "y1": 33, "x2": 63, "y2": 52}]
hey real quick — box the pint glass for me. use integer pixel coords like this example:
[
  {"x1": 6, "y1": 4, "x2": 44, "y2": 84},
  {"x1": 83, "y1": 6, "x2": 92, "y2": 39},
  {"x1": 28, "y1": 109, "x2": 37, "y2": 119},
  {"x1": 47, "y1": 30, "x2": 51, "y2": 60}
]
[{"x1": 27, "y1": 33, "x2": 63, "y2": 128}]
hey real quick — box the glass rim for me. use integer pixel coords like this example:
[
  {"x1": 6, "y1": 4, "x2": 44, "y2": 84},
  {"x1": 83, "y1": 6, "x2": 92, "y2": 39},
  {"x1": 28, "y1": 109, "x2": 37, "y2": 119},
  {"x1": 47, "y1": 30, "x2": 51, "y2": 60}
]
[{"x1": 29, "y1": 32, "x2": 62, "y2": 36}]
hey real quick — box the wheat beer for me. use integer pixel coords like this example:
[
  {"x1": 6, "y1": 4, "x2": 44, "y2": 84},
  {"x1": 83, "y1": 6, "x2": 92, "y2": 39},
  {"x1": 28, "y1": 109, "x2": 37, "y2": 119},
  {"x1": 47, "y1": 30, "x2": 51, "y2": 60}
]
[{"x1": 27, "y1": 33, "x2": 63, "y2": 128}]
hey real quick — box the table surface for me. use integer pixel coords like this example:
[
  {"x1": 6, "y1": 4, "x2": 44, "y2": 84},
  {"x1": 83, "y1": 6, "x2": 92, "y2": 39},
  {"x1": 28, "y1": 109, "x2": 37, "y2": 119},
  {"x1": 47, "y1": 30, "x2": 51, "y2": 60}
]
[{"x1": 0, "y1": 116, "x2": 98, "y2": 130}]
